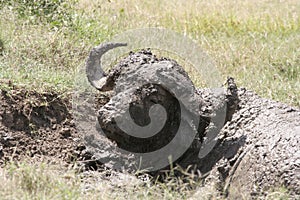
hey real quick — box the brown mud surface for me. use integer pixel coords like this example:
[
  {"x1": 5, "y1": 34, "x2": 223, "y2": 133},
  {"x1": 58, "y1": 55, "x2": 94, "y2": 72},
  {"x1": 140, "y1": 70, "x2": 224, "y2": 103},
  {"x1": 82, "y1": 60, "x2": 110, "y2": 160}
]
[
  {"x1": 0, "y1": 80, "x2": 299, "y2": 199},
  {"x1": 0, "y1": 85, "x2": 89, "y2": 168}
]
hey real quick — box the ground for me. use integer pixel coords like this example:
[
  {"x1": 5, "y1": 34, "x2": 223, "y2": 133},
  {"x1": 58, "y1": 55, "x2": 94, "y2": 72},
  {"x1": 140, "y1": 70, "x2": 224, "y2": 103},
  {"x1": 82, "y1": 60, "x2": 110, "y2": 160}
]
[
  {"x1": 0, "y1": 85, "x2": 83, "y2": 167},
  {"x1": 0, "y1": 80, "x2": 299, "y2": 199}
]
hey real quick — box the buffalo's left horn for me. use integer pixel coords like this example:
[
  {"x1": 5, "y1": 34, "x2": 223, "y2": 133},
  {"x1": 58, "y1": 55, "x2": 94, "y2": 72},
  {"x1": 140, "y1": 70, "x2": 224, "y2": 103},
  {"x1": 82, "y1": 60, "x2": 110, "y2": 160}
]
[{"x1": 86, "y1": 42, "x2": 127, "y2": 91}]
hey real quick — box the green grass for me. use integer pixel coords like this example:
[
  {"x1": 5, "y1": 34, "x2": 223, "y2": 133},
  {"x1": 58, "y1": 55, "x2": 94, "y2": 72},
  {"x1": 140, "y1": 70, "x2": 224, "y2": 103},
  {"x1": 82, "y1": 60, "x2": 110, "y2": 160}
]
[{"x1": 0, "y1": 0, "x2": 299, "y2": 106}]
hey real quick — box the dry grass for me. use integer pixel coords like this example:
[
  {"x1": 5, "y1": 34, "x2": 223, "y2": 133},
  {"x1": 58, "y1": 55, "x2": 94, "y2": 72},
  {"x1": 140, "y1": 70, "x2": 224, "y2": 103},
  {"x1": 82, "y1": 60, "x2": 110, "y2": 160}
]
[
  {"x1": 0, "y1": 161, "x2": 290, "y2": 199},
  {"x1": 0, "y1": 0, "x2": 299, "y2": 105},
  {"x1": 0, "y1": 161, "x2": 209, "y2": 200}
]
